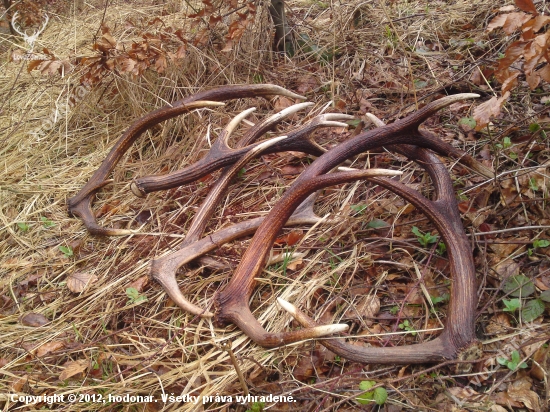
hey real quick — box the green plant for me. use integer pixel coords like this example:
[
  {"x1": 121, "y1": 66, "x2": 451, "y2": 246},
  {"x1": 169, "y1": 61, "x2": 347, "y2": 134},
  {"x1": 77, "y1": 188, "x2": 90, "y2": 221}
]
[
  {"x1": 367, "y1": 219, "x2": 388, "y2": 229},
  {"x1": 411, "y1": 226, "x2": 438, "y2": 248},
  {"x1": 126, "y1": 287, "x2": 147, "y2": 305},
  {"x1": 59, "y1": 245, "x2": 73, "y2": 257},
  {"x1": 17, "y1": 222, "x2": 30, "y2": 232},
  {"x1": 501, "y1": 275, "x2": 546, "y2": 321},
  {"x1": 533, "y1": 239, "x2": 550, "y2": 248},
  {"x1": 503, "y1": 274, "x2": 535, "y2": 297},
  {"x1": 350, "y1": 204, "x2": 367, "y2": 214},
  {"x1": 356, "y1": 380, "x2": 388, "y2": 406},
  {"x1": 502, "y1": 298, "x2": 520, "y2": 312},
  {"x1": 497, "y1": 350, "x2": 528, "y2": 371},
  {"x1": 529, "y1": 177, "x2": 539, "y2": 191},
  {"x1": 521, "y1": 299, "x2": 545, "y2": 322},
  {"x1": 40, "y1": 216, "x2": 55, "y2": 228},
  {"x1": 398, "y1": 319, "x2": 417, "y2": 336},
  {"x1": 528, "y1": 239, "x2": 549, "y2": 256},
  {"x1": 246, "y1": 402, "x2": 264, "y2": 412},
  {"x1": 458, "y1": 116, "x2": 476, "y2": 130},
  {"x1": 430, "y1": 293, "x2": 450, "y2": 305}
]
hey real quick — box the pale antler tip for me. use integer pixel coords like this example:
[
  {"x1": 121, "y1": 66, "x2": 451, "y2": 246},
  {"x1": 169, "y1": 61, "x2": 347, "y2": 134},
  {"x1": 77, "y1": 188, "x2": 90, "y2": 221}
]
[
  {"x1": 277, "y1": 297, "x2": 297, "y2": 316},
  {"x1": 312, "y1": 324, "x2": 349, "y2": 337},
  {"x1": 322, "y1": 121, "x2": 350, "y2": 128}
]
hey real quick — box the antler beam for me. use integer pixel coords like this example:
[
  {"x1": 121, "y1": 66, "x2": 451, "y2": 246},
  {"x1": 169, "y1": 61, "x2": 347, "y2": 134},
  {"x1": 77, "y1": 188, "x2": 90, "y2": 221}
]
[{"x1": 214, "y1": 94, "x2": 482, "y2": 359}]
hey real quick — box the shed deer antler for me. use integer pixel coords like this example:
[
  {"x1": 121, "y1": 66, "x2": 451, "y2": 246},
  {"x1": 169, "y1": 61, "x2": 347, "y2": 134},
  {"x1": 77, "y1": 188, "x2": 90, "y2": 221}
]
[
  {"x1": 130, "y1": 112, "x2": 355, "y2": 197},
  {"x1": 68, "y1": 84, "x2": 305, "y2": 236},
  {"x1": 278, "y1": 146, "x2": 481, "y2": 364},
  {"x1": 149, "y1": 105, "x2": 356, "y2": 317},
  {"x1": 214, "y1": 94, "x2": 485, "y2": 357}
]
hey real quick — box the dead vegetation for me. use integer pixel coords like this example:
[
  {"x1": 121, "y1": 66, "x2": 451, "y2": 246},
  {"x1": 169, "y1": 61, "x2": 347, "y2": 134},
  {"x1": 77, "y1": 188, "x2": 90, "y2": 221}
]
[{"x1": 0, "y1": 0, "x2": 549, "y2": 411}]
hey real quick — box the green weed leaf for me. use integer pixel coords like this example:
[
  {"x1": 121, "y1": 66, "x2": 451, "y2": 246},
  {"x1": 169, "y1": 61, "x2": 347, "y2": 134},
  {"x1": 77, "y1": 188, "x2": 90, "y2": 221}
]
[
  {"x1": 502, "y1": 298, "x2": 520, "y2": 312},
  {"x1": 539, "y1": 290, "x2": 550, "y2": 303},
  {"x1": 521, "y1": 299, "x2": 545, "y2": 322},
  {"x1": 126, "y1": 287, "x2": 147, "y2": 305},
  {"x1": 373, "y1": 387, "x2": 388, "y2": 405},
  {"x1": 59, "y1": 245, "x2": 73, "y2": 257},
  {"x1": 533, "y1": 239, "x2": 550, "y2": 248},
  {"x1": 503, "y1": 274, "x2": 535, "y2": 297},
  {"x1": 367, "y1": 219, "x2": 388, "y2": 229},
  {"x1": 17, "y1": 222, "x2": 30, "y2": 232},
  {"x1": 41, "y1": 216, "x2": 55, "y2": 228}
]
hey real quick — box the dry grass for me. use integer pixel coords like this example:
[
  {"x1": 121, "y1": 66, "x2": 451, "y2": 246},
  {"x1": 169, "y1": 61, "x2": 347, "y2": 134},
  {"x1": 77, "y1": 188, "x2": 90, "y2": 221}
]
[{"x1": 1, "y1": 0, "x2": 549, "y2": 411}]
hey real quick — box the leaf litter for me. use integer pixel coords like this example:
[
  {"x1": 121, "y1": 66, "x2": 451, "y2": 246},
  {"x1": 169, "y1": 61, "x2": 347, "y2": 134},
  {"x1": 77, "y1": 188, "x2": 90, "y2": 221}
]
[{"x1": 0, "y1": 0, "x2": 549, "y2": 411}]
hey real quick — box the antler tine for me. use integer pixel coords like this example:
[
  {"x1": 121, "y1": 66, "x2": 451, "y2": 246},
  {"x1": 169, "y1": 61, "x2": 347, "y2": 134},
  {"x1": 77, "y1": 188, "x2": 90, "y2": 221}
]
[
  {"x1": 38, "y1": 14, "x2": 49, "y2": 34},
  {"x1": 238, "y1": 102, "x2": 314, "y2": 148},
  {"x1": 214, "y1": 94, "x2": 480, "y2": 350},
  {"x1": 131, "y1": 112, "x2": 354, "y2": 197},
  {"x1": 277, "y1": 297, "x2": 450, "y2": 363},
  {"x1": 182, "y1": 103, "x2": 314, "y2": 247},
  {"x1": 151, "y1": 193, "x2": 328, "y2": 317},
  {"x1": 150, "y1": 135, "x2": 329, "y2": 317},
  {"x1": 68, "y1": 84, "x2": 303, "y2": 236}
]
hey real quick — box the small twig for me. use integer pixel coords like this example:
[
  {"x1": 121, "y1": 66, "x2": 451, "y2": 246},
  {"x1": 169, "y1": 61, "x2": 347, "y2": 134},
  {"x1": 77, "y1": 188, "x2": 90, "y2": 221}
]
[{"x1": 221, "y1": 341, "x2": 249, "y2": 396}]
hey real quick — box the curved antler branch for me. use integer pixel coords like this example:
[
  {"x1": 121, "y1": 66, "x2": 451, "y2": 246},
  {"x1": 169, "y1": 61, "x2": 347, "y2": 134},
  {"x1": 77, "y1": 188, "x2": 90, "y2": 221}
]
[
  {"x1": 130, "y1": 112, "x2": 354, "y2": 197},
  {"x1": 68, "y1": 84, "x2": 305, "y2": 236},
  {"x1": 213, "y1": 168, "x2": 403, "y2": 346},
  {"x1": 151, "y1": 192, "x2": 326, "y2": 317},
  {"x1": 214, "y1": 94, "x2": 481, "y2": 354},
  {"x1": 278, "y1": 148, "x2": 479, "y2": 363}
]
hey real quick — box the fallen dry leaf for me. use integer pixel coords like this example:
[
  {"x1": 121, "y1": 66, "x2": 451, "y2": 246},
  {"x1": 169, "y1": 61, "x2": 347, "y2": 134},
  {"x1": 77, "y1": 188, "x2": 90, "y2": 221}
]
[
  {"x1": 10, "y1": 375, "x2": 28, "y2": 392},
  {"x1": 275, "y1": 230, "x2": 304, "y2": 246},
  {"x1": 493, "y1": 260, "x2": 520, "y2": 279},
  {"x1": 286, "y1": 257, "x2": 303, "y2": 271},
  {"x1": 273, "y1": 96, "x2": 295, "y2": 113},
  {"x1": 493, "y1": 390, "x2": 523, "y2": 408},
  {"x1": 67, "y1": 272, "x2": 98, "y2": 293},
  {"x1": 486, "y1": 313, "x2": 512, "y2": 334},
  {"x1": 487, "y1": 12, "x2": 532, "y2": 35},
  {"x1": 515, "y1": 0, "x2": 538, "y2": 14},
  {"x1": 36, "y1": 341, "x2": 65, "y2": 357},
  {"x1": 473, "y1": 92, "x2": 510, "y2": 130},
  {"x1": 530, "y1": 344, "x2": 549, "y2": 380},
  {"x1": 59, "y1": 359, "x2": 88, "y2": 381},
  {"x1": 279, "y1": 164, "x2": 305, "y2": 176},
  {"x1": 345, "y1": 296, "x2": 380, "y2": 326},
  {"x1": 128, "y1": 275, "x2": 149, "y2": 292},
  {"x1": 507, "y1": 377, "x2": 541, "y2": 411},
  {"x1": 20, "y1": 312, "x2": 50, "y2": 327}
]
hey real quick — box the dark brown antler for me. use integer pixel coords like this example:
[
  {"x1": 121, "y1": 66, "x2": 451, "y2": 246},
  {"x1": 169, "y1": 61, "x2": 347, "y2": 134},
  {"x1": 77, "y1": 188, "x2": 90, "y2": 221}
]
[
  {"x1": 278, "y1": 146, "x2": 480, "y2": 364},
  {"x1": 214, "y1": 94, "x2": 484, "y2": 355},
  {"x1": 151, "y1": 191, "x2": 327, "y2": 317},
  {"x1": 130, "y1": 112, "x2": 354, "y2": 197},
  {"x1": 181, "y1": 102, "x2": 314, "y2": 247},
  {"x1": 150, "y1": 106, "x2": 355, "y2": 317},
  {"x1": 68, "y1": 84, "x2": 305, "y2": 236}
]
